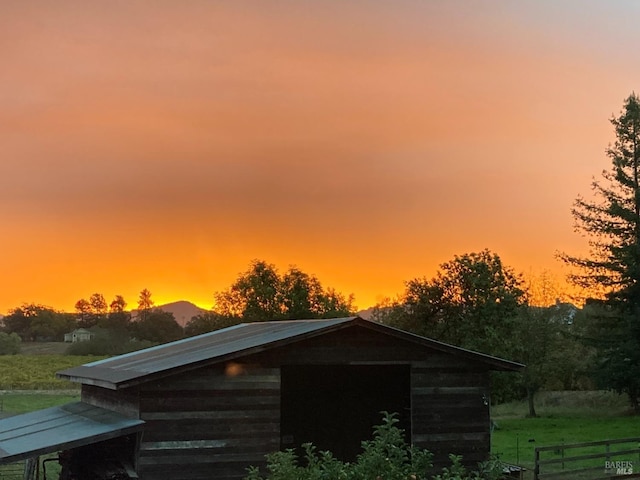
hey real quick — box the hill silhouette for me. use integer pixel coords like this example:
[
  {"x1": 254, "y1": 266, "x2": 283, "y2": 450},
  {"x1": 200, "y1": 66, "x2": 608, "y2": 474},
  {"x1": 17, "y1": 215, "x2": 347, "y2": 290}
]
[{"x1": 154, "y1": 301, "x2": 208, "y2": 328}]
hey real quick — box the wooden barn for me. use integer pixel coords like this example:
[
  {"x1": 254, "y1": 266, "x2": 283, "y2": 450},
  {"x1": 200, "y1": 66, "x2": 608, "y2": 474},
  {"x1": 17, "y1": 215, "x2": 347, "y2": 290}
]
[{"x1": 0, "y1": 317, "x2": 523, "y2": 479}]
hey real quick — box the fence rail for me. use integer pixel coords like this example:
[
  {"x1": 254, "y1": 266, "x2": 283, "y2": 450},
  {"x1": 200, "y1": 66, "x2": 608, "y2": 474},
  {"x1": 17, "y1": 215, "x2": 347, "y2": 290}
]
[{"x1": 535, "y1": 437, "x2": 640, "y2": 480}]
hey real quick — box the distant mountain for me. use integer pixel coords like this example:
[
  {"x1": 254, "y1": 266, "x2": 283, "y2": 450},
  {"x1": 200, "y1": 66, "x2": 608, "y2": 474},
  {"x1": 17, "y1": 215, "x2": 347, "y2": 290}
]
[
  {"x1": 356, "y1": 307, "x2": 375, "y2": 320},
  {"x1": 147, "y1": 301, "x2": 376, "y2": 327},
  {"x1": 155, "y1": 301, "x2": 209, "y2": 328}
]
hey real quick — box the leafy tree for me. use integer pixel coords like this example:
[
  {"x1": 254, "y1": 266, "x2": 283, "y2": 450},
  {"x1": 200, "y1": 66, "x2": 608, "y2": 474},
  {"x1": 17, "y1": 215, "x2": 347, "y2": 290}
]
[
  {"x1": 373, "y1": 250, "x2": 526, "y2": 404},
  {"x1": 511, "y1": 305, "x2": 570, "y2": 417},
  {"x1": 280, "y1": 268, "x2": 354, "y2": 320},
  {"x1": 89, "y1": 293, "x2": 108, "y2": 317},
  {"x1": 184, "y1": 312, "x2": 240, "y2": 337},
  {"x1": 1, "y1": 306, "x2": 33, "y2": 340},
  {"x1": 551, "y1": 306, "x2": 597, "y2": 391},
  {"x1": 319, "y1": 288, "x2": 355, "y2": 319},
  {"x1": 75, "y1": 293, "x2": 109, "y2": 328},
  {"x1": 2, "y1": 304, "x2": 74, "y2": 342},
  {"x1": 560, "y1": 93, "x2": 640, "y2": 411},
  {"x1": 110, "y1": 295, "x2": 127, "y2": 313},
  {"x1": 74, "y1": 298, "x2": 93, "y2": 328},
  {"x1": 216, "y1": 260, "x2": 282, "y2": 321},
  {"x1": 280, "y1": 267, "x2": 324, "y2": 319},
  {"x1": 214, "y1": 260, "x2": 355, "y2": 322},
  {"x1": 131, "y1": 309, "x2": 183, "y2": 344},
  {"x1": 103, "y1": 295, "x2": 131, "y2": 332},
  {"x1": 375, "y1": 250, "x2": 525, "y2": 358}
]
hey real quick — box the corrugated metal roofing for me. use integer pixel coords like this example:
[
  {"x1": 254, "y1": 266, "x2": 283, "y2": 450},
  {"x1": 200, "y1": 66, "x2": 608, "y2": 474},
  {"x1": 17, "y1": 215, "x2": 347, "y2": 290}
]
[
  {"x1": 57, "y1": 317, "x2": 523, "y2": 390},
  {"x1": 0, "y1": 402, "x2": 144, "y2": 465}
]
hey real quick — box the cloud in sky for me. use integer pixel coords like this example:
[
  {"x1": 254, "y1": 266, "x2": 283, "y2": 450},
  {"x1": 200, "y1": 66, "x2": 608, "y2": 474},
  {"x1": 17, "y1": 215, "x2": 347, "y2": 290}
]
[{"x1": 1, "y1": 1, "x2": 639, "y2": 312}]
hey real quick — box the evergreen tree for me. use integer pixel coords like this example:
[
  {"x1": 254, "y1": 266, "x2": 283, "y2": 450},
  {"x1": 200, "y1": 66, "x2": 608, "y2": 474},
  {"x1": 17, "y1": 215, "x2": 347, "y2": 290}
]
[
  {"x1": 137, "y1": 288, "x2": 154, "y2": 322},
  {"x1": 561, "y1": 93, "x2": 640, "y2": 411}
]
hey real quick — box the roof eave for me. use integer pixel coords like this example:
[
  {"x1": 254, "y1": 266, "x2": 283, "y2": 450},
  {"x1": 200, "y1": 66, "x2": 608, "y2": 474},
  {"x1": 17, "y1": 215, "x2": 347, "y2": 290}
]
[
  {"x1": 354, "y1": 318, "x2": 525, "y2": 372},
  {"x1": 56, "y1": 316, "x2": 524, "y2": 390},
  {"x1": 58, "y1": 318, "x2": 359, "y2": 390}
]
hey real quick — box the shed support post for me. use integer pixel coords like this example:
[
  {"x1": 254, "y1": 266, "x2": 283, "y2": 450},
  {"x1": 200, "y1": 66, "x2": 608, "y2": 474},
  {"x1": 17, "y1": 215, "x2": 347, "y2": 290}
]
[{"x1": 23, "y1": 456, "x2": 38, "y2": 480}]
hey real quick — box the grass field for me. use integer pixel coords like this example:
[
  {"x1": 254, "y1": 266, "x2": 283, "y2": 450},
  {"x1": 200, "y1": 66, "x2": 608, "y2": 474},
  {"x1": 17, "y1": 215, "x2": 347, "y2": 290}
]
[
  {"x1": 0, "y1": 391, "x2": 80, "y2": 415},
  {"x1": 19, "y1": 341, "x2": 69, "y2": 355},
  {"x1": 491, "y1": 391, "x2": 640, "y2": 478},
  {"x1": 0, "y1": 354, "x2": 104, "y2": 389}
]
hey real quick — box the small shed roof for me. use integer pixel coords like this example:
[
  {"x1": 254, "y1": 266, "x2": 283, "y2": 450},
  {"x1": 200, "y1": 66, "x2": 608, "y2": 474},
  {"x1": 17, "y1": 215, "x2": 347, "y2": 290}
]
[
  {"x1": 0, "y1": 402, "x2": 144, "y2": 465},
  {"x1": 57, "y1": 317, "x2": 523, "y2": 390}
]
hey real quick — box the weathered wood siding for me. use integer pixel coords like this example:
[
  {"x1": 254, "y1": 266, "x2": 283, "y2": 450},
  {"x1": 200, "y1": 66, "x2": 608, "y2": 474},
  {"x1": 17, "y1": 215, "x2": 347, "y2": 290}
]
[
  {"x1": 247, "y1": 327, "x2": 492, "y2": 467},
  {"x1": 135, "y1": 364, "x2": 280, "y2": 480},
  {"x1": 82, "y1": 384, "x2": 140, "y2": 418},
  {"x1": 411, "y1": 360, "x2": 491, "y2": 468},
  {"x1": 78, "y1": 324, "x2": 496, "y2": 479},
  {"x1": 248, "y1": 326, "x2": 431, "y2": 364}
]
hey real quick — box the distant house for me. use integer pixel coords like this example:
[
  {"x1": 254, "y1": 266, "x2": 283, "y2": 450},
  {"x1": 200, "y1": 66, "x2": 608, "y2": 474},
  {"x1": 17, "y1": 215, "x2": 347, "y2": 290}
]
[
  {"x1": 1, "y1": 317, "x2": 523, "y2": 480},
  {"x1": 63, "y1": 328, "x2": 95, "y2": 343}
]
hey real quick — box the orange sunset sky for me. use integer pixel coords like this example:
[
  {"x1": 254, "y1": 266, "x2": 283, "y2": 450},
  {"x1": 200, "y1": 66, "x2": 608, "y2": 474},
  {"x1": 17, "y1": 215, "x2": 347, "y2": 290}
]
[{"x1": 2, "y1": 1, "x2": 639, "y2": 314}]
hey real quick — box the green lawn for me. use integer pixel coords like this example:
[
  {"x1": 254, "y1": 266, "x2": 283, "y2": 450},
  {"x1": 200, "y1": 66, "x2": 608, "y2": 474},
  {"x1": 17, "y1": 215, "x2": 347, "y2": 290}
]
[
  {"x1": 0, "y1": 392, "x2": 80, "y2": 415},
  {"x1": 491, "y1": 392, "x2": 640, "y2": 478},
  {"x1": 3, "y1": 388, "x2": 640, "y2": 479}
]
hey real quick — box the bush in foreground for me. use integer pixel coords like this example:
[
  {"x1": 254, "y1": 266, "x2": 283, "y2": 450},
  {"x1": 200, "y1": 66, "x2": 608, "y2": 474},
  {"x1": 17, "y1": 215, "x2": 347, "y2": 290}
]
[{"x1": 245, "y1": 412, "x2": 502, "y2": 480}]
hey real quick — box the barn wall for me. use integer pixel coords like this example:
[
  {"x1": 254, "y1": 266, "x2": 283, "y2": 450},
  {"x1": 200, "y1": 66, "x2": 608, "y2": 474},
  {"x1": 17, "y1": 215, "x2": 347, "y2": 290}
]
[
  {"x1": 411, "y1": 360, "x2": 491, "y2": 468},
  {"x1": 248, "y1": 327, "x2": 492, "y2": 468},
  {"x1": 249, "y1": 326, "x2": 432, "y2": 364},
  {"x1": 79, "y1": 325, "x2": 496, "y2": 480},
  {"x1": 82, "y1": 384, "x2": 140, "y2": 418},
  {"x1": 135, "y1": 363, "x2": 280, "y2": 480}
]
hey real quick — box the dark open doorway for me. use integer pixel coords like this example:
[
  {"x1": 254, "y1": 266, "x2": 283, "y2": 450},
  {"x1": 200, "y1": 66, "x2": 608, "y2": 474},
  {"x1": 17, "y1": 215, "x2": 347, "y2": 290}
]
[{"x1": 280, "y1": 364, "x2": 411, "y2": 462}]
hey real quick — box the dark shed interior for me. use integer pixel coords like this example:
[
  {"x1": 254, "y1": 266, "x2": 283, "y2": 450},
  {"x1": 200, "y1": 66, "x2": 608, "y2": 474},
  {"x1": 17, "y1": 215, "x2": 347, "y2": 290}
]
[{"x1": 281, "y1": 364, "x2": 411, "y2": 461}]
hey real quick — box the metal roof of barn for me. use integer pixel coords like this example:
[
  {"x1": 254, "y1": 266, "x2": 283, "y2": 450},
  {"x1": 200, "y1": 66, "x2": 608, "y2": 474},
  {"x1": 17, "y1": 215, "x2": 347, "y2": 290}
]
[
  {"x1": 57, "y1": 317, "x2": 523, "y2": 390},
  {"x1": 0, "y1": 402, "x2": 144, "y2": 465}
]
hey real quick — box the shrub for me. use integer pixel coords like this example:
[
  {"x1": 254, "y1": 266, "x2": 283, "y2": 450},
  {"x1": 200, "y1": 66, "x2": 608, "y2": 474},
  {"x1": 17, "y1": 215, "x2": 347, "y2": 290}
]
[
  {"x1": 0, "y1": 332, "x2": 21, "y2": 355},
  {"x1": 351, "y1": 412, "x2": 433, "y2": 480},
  {"x1": 245, "y1": 412, "x2": 503, "y2": 480}
]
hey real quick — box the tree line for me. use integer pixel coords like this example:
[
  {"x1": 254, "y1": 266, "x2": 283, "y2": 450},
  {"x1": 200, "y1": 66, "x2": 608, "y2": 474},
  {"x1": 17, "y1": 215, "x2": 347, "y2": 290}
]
[
  {"x1": 367, "y1": 93, "x2": 640, "y2": 414},
  {"x1": 2, "y1": 94, "x2": 640, "y2": 414},
  {"x1": 184, "y1": 260, "x2": 355, "y2": 336},
  {"x1": 0, "y1": 288, "x2": 183, "y2": 354},
  {"x1": 0, "y1": 262, "x2": 356, "y2": 354}
]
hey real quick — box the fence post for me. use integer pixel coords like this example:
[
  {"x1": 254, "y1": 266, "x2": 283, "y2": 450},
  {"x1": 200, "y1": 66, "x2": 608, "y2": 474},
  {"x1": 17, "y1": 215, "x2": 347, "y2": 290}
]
[{"x1": 534, "y1": 448, "x2": 540, "y2": 480}]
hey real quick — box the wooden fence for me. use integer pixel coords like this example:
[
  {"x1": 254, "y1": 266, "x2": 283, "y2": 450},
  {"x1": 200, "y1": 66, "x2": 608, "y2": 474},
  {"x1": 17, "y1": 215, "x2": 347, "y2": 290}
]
[{"x1": 535, "y1": 437, "x2": 640, "y2": 480}]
